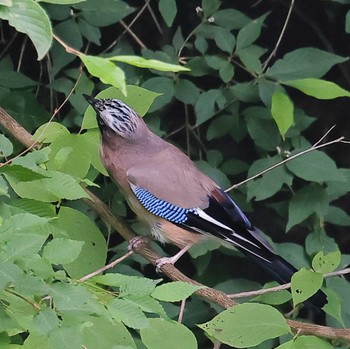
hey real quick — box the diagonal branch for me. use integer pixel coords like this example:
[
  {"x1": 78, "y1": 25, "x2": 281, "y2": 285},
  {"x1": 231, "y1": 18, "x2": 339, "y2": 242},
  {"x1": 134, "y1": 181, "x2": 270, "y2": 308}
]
[
  {"x1": 225, "y1": 134, "x2": 346, "y2": 192},
  {"x1": 1, "y1": 107, "x2": 350, "y2": 341}
]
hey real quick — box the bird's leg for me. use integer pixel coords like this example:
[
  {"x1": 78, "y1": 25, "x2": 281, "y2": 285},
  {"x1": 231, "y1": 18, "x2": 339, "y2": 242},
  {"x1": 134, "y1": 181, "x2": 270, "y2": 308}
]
[
  {"x1": 128, "y1": 236, "x2": 150, "y2": 251},
  {"x1": 156, "y1": 243, "x2": 193, "y2": 271}
]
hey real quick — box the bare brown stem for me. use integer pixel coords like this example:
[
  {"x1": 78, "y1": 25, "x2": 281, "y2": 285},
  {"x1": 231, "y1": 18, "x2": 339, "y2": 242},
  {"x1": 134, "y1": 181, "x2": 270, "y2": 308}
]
[
  {"x1": 119, "y1": 20, "x2": 146, "y2": 49},
  {"x1": 225, "y1": 136, "x2": 346, "y2": 192},
  {"x1": 178, "y1": 298, "x2": 186, "y2": 323},
  {"x1": 262, "y1": 0, "x2": 295, "y2": 71},
  {"x1": 2, "y1": 109, "x2": 350, "y2": 341},
  {"x1": 79, "y1": 250, "x2": 134, "y2": 282}
]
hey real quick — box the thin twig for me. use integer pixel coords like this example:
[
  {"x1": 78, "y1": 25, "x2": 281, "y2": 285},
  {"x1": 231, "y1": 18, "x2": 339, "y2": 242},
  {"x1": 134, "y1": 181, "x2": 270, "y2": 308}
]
[
  {"x1": 17, "y1": 36, "x2": 27, "y2": 72},
  {"x1": 229, "y1": 282, "x2": 291, "y2": 299},
  {"x1": 312, "y1": 124, "x2": 336, "y2": 148},
  {"x1": 102, "y1": 0, "x2": 150, "y2": 53},
  {"x1": 225, "y1": 136, "x2": 346, "y2": 192},
  {"x1": 178, "y1": 298, "x2": 186, "y2": 323},
  {"x1": 119, "y1": 20, "x2": 146, "y2": 49},
  {"x1": 229, "y1": 266, "x2": 350, "y2": 299},
  {"x1": 146, "y1": 1, "x2": 163, "y2": 34},
  {"x1": 5, "y1": 289, "x2": 41, "y2": 311},
  {"x1": 0, "y1": 69, "x2": 83, "y2": 167},
  {"x1": 53, "y1": 33, "x2": 82, "y2": 56},
  {"x1": 79, "y1": 250, "x2": 134, "y2": 282},
  {"x1": 262, "y1": 0, "x2": 295, "y2": 71}
]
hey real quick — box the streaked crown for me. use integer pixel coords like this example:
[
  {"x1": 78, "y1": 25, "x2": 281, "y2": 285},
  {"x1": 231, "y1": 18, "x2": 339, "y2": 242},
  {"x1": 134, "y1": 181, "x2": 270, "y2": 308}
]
[{"x1": 84, "y1": 95, "x2": 138, "y2": 138}]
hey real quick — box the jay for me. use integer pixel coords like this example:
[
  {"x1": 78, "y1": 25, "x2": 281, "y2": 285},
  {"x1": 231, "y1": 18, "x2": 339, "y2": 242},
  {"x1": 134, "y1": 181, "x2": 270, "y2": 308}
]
[{"x1": 84, "y1": 95, "x2": 327, "y2": 308}]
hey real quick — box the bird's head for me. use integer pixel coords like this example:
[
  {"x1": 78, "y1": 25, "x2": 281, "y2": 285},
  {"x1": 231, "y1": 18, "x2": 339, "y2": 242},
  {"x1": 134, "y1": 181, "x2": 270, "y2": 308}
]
[{"x1": 84, "y1": 95, "x2": 140, "y2": 139}]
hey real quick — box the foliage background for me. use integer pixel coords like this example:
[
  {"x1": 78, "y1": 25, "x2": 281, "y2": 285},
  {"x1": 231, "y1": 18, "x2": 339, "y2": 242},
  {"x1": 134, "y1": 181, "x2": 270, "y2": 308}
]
[{"x1": 0, "y1": 0, "x2": 350, "y2": 348}]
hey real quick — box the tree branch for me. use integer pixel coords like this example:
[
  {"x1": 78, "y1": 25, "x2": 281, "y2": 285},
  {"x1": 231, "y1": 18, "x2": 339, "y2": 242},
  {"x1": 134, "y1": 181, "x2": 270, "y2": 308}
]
[
  {"x1": 262, "y1": 0, "x2": 295, "y2": 71},
  {"x1": 1, "y1": 107, "x2": 350, "y2": 341},
  {"x1": 225, "y1": 134, "x2": 346, "y2": 192}
]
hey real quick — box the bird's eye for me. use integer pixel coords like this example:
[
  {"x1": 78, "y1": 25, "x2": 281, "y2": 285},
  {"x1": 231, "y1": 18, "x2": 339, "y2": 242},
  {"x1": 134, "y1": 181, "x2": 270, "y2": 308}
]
[{"x1": 98, "y1": 118, "x2": 105, "y2": 126}]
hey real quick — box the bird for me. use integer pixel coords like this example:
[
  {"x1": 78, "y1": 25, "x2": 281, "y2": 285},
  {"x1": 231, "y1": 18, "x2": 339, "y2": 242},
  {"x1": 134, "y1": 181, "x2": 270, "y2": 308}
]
[{"x1": 84, "y1": 94, "x2": 327, "y2": 309}]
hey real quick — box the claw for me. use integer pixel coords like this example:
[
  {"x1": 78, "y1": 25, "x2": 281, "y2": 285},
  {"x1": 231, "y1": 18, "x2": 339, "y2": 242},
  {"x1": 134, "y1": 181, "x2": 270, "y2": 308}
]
[{"x1": 128, "y1": 236, "x2": 149, "y2": 251}]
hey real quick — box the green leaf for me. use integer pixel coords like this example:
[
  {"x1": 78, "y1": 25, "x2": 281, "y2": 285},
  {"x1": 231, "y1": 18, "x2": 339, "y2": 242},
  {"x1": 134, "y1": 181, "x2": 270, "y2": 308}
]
[
  {"x1": 77, "y1": 17, "x2": 101, "y2": 45},
  {"x1": 238, "y1": 45, "x2": 265, "y2": 73},
  {"x1": 0, "y1": 164, "x2": 48, "y2": 181},
  {"x1": 107, "y1": 298, "x2": 149, "y2": 329},
  {"x1": 42, "y1": 238, "x2": 84, "y2": 265},
  {"x1": 0, "y1": 134, "x2": 13, "y2": 157},
  {"x1": 284, "y1": 78, "x2": 350, "y2": 99},
  {"x1": 49, "y1": 282, "x2": 106, "y2": 319},
  {"x1": 247, "y1": 157, "x2": 293, "y2": 201},
  {"x1": 271, "y1": 90, "x2": 294, "y2": 138},
  {"x1": 322, "y1": 288, "x2": 344, "y2": 327},
  {"x1": 174, "y1": 79, "x2": 200, "y2": 105},
  {"x1": 80, "y1": 54, "x2": 126, "y2": 95},
  {"x1": 346, "y1": 10, "x2": 350, "y2": 33},
  {"x1": 236, "y1": 13, "x2": 269, "y2": 51},
  {"x1": 43, "y1": 171, "x2": 90, "y2": 200},
  {"x1": 158, "y1": 0, "x2": 177, "y2": 27},
  {"x1": 202, "y1": 0, "x2": 220, "y2": 16},
  {"x1": 294, "y1": 335, "x2": 334, "y2": 349},
  {"x1": 287, "y1": 184, "x2": 328, "y2": 231},
  {"x1": 124, "y1": 294, "x2": 168, "y2": 318},
  {"x1": 142, "y1": 77, "x2": 174, "y2": 112},
  {"x1": 73, "y1": 0, "x2": 135, "y2": 27},
  {"x1": 277, "y1": 336, "x2": 334, "y2": 349},
  {"x1": 206, "y1": 114, "x2": 234, "y2": 141},
  {"x1": 32, "y1": 122, "x2": 70, "y2": 143},
  {"x1": 291, "y1": 268, "x2": 323, "y2": 306},
  {"x1": 140, "y1": 318, "x2": 197, "y2": 349},
  {"x1": 93, "y1": 273, "x2": 159, "y2": 296},
  {"x1": 46, "y1": 133, "x2": 92, "y2": 178},
  {"x1": 0, "y1": 262, "x2": 24, "y2": 289},
  {"x1": 199, "y1": 303, "x2": 290, "y2": 348},
  {"x1": 286, "y1": 150, "x2": 344, "y2": 182},
  {"x1": 244, "y1": 106, "x2": 280, "y2": 151},
  {"x1": 49, "y1": 327, "x2": 82, "y2": 349},
  {"x1": 219, "y1": 61, "x2": 234, "y2": 82},
  {"x1": 195, "y1": 89, "x2": 221, "y2": 125},
  {"x1": 151, "y1": 281, "x2": 203, "y2": 302},
  {"x1": 196, "y1": 25, "x2": 235, "y2": 53},
  {"x1": 31, "y1": 308, "x2": 60, "y2": 336},
  {"x1": 325, "y1": 205, "x2": 350, "y2": 226},
  {"x1": 0, "y1": 71, "x2": 37, "y2": 88},
  {"x1": 312, "y1": 251, "x2": 341, "y2": 274},
  {"x1": 267, "y1": 48, "x2": 348, "y2": 81},
  {"x1": 80, "y1": 130, "x2": 108, "y2": 175},
  {"x1": 39, "y1": 0, "x2": 86, "y2": 5},
  {"x1": 56, "y1": 207, "x2": 107, "y2": 278},
  {"x1": 40, "y1": 0, "x2": 85, "y2": 3},
  {"x1": 230, "y1": 81, "x2": 259, "y2": 102},
  {"x1": 305, "y1": 228, "x2": 339, "y2": 257},
  {"x1": 0, "y1": 0, "x2": 52, "y2": 60},
  {"x1": 213, "y1": 28, "x2": 235, "y2": 53},
  {"x1": 81, "y1": 317, "x2": 136, "y2": 349},
  {"x1": 110, "y1": 55, "x2": 188, "y2": 72},
  {"x1": 212, "y1": 9, "x2": 251, "y2": 30}
]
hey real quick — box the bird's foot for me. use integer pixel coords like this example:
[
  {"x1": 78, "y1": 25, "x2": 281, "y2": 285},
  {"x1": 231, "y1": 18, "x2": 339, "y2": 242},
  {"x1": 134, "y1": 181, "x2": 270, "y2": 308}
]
[
  {"x1": 155, "y1": 243, "x2": 193, "y2": 272},
  {"x1": 128, "y1": 236, "x2": 149, "y2": 251},
  {"x1": 155, "y1": 256, "x2": 178, "y2": 272}
]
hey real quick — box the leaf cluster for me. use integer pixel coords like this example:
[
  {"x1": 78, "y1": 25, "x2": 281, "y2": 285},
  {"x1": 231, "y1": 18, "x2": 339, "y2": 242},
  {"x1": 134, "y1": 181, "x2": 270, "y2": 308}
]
[{"x1": 0, "y1": 0, "x2": 350, "y2": 348}]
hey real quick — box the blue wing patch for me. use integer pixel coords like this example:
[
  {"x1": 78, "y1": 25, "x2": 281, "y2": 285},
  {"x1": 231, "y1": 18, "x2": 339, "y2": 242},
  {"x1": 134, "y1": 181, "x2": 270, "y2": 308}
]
[{"x1": 132, "y1": 186, "x2": 195, "y2": 223}]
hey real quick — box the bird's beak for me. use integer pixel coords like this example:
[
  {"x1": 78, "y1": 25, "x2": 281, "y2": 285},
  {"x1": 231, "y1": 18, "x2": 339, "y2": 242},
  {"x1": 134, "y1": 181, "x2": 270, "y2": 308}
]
[{"x1": 83, "y1": 94, "x2": 97, "y2": 107}]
